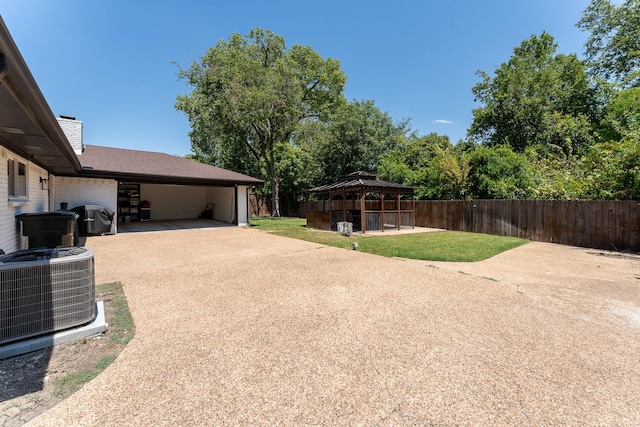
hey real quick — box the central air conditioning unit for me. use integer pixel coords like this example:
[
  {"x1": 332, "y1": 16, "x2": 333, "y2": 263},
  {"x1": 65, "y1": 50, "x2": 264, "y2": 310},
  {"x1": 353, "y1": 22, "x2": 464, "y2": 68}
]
[{"x1": 0, "y1": 247, "x2": 96, "y2": 345}]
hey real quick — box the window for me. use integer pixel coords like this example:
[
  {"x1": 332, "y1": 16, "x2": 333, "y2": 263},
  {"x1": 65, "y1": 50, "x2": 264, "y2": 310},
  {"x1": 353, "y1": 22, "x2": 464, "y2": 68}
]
[{"x1": 8, "y1": 158, "x2": 27, "y2": 198}]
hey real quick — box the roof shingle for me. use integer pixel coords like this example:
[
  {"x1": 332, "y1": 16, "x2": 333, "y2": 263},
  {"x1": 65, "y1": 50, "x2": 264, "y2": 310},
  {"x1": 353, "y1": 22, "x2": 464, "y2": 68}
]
[{"x1": 78, "y1": 145, "x2": 263, "y2": 186}]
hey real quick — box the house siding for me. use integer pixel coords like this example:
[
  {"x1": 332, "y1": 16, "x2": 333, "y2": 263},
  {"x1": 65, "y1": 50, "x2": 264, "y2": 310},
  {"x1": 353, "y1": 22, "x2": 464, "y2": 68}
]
[
  {"x1": 50, "y1": 176, "x2": 117, "y2": 231},
  {"x1": 0, "y1": 147, "x2": 51, "y2": 253},
  {"x1": 140, "y1": 184, "x2": 208, "y2": 221},
  {"x1": 206, "y1": 186, "x2": 235, "y2": 223}
]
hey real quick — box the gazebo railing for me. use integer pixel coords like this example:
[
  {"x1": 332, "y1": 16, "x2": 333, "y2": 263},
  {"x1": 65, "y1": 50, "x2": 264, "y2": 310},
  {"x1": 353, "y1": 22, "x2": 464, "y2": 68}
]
[
  {"x1": 365, "y1": 211, "x2": 415, "y2": 231},
  {"x1": 306, "y1": 207, "x2": 414, "y2": 232}
]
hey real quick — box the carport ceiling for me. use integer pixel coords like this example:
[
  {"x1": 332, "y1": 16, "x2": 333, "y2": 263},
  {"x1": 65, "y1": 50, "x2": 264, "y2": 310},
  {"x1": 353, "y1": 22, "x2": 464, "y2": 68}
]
[{"x1": 0, "y1": 18, "x2": 80, "y2": 175}]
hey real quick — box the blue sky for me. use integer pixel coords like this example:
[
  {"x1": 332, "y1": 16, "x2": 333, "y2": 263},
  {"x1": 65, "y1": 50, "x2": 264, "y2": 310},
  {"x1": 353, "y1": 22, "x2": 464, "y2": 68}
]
[{"x1": 2, "y1": 0, "x2": 594, "y2": 156}]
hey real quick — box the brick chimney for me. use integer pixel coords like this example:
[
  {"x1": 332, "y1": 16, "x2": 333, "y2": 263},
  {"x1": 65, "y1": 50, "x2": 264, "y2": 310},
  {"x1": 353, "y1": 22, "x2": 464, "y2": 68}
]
[{"x1": 57, "y1": 115, "x2": 83, "y2": 155}]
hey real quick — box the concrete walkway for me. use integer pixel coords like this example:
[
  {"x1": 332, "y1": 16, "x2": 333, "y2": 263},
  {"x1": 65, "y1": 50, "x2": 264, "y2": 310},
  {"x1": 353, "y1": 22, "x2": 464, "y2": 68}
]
[{"x1": 29, "y1": 228, "x2": 640, "y2": 425}]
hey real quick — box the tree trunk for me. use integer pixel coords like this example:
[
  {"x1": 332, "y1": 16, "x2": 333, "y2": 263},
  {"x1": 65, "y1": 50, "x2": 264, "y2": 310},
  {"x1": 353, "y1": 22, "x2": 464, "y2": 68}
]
[{"x1": 270, "y1": 175, "x2": 281, "y2": 217}]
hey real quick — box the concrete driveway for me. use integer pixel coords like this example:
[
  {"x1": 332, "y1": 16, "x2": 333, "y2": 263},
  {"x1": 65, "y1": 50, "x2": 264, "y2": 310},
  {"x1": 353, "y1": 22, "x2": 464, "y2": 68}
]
[{"x1": 30, "y1": 227, "x2": 640, "y2": 425}]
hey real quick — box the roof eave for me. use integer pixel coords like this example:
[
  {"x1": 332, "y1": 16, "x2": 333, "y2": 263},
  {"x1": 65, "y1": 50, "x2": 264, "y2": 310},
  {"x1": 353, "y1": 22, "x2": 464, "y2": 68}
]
[{"x1": 0, "y1": 17, "x2": 81, "y2": 175}]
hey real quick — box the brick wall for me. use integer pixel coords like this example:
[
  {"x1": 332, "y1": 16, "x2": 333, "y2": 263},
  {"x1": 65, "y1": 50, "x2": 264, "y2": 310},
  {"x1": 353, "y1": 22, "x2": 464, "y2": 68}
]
[
  {"x1": 50, "y1": 176, "x2": 118, "y2": 229},
  {"x1": 56, "y1": 117, "x2": 83, "y2": 155},
  {"x1": 0, "y1": 147, "x2": 51, "y2": 253}
]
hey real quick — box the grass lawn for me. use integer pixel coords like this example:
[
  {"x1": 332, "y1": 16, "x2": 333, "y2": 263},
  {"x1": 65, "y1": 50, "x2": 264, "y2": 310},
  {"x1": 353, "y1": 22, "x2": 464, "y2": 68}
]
[{"x1": 250, "y1": 217, "x2": 528, "y2": 262}]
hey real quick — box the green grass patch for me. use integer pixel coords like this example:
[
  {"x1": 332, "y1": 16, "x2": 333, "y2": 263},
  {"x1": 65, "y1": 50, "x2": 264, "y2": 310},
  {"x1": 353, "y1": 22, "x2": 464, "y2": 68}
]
[
  {"x1": 98, "y1": 282, "x2": 135, "y2": 345},
  {"x1": 53, "y1": 354, "x2": 118, "y2": 398},
  {"x1": 250, "y1": 217, "x2": 527, "y2": 262},
  {"x1": 52, "y1": 282, "x2": 135, "y2": 398}
]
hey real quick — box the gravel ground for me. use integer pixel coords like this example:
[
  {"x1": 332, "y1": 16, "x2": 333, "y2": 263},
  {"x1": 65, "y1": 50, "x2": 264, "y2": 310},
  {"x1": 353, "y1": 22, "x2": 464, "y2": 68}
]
[{"x1": 27, "y1": 227, "x2": 640, "y2": 426}]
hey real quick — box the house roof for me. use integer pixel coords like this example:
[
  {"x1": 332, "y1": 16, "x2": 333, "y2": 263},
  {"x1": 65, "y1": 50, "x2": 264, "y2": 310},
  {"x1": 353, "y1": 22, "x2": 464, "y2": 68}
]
[
  {"x1": 0, "y1": 17, "x2": 81, "y2": 175},
  {"x1": 77, "y1": 145, "x2": 264, "y2": 186},
  {"x1": 306, "y1": 171, "x2": 414, "y2": 195}
]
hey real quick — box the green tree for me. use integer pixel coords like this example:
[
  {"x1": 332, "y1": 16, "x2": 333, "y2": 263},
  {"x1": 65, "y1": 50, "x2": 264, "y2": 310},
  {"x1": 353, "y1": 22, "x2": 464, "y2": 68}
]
[
  {"x1": 176, "y1": 28, "x2": 346, "y2": 216},
  {"x1": 465, "y1": 145, "x2": 535, "y2": 199},
  {"x1": 525, "y1": 146, "x2": 584, "y2": 199},
  {"x1": 311, "y1": 99, "x2": 409, "y2": 183},
  {"x1": 378, "y1": 133, "x2": 470, "y2": 199},
  {"x1": 468, "y1": 32, "x2": 596, "y2": 155},
  {"x1": 579, "y1": 139, "x2": 640, "y2": 199},
  {"x1": 578, "y1": 0, "x2": 640, "y2": 87},
  {"x1": 600, "y1": 87, "x2": 640, "y2": 140},
  {"x1": 275, "y1": 143, "x2": 315, "y2": 216}
]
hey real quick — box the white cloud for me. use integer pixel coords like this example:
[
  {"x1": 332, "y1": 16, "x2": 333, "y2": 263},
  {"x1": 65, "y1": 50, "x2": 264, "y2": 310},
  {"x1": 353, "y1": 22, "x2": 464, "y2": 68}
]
[{"x1": 433, "y1": 119, "x2": 454, "y2": 124}]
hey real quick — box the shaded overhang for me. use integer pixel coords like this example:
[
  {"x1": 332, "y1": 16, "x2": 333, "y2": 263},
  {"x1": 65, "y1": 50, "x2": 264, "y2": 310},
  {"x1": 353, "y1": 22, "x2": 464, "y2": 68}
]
[{"x1": 0, "y1": 17, "x2": 81, "y2": 175}]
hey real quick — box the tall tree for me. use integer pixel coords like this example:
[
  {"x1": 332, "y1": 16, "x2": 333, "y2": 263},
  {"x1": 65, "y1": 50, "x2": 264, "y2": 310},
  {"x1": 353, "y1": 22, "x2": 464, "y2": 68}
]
[
  {"x1": 310, "y1": 99, "x2": 409, "y2": 183},
  {"x1": 578, "y1": 0, "x2": 640, "y2": 87},
  {"x1": 378, "y1": 133, "x2": 470, "y2": 199},
  {"x1": 176, "y1": 28, "x2": 346, "y2": 216},
  {"x1": 600, "y1": 87, "x2": 640, "y2": 140},
  {"x1": 465, "y1": 146, "x2": 535, "y2": 199},
  {"x1": 468, "y1": 32, "x2": 596, "y2": 155}
]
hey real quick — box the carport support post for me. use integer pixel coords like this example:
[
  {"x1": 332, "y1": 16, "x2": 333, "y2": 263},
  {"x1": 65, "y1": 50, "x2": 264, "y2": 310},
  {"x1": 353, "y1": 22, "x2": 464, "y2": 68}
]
[{"x1": 360, "y1": 192, "x2": 366, "y2": 234}]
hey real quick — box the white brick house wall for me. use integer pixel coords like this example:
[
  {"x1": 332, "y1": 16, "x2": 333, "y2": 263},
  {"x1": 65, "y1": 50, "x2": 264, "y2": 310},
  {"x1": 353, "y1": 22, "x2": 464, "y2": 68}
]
[
  {"x1": 0, "y1": 147, "x2": 51, "y2": 253},
  {"x1": 50, "y1": 175, "x2": 118, "y2": 232},
  {"x1": 56, "y1": 117, "x2": 83, "y2": 155}
]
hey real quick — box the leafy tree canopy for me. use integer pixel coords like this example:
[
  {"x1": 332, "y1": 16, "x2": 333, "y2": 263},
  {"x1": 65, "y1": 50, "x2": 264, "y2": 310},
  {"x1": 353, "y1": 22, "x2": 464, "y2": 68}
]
[
  {"x1": 465, "y1": 145, "x2": 536, "y2": 199},
  {"x1": 578, "y1": 0, "x2": 640, "y2": 87},
  {"x1": 176, "y1": 28, "x2": 346, "y2": 216},
  {"x1": 309, "y1": 99, "x2": 410, "y2": 184},
  {"x1": 468, "y1": 32, "x2": 596, "y2": 155},
  {"x1": 600, "y1": 87, "x2": 640, "y2": 140},
  {"x1": 378, "y1": 133, "x2": 470, "y2": 199}
]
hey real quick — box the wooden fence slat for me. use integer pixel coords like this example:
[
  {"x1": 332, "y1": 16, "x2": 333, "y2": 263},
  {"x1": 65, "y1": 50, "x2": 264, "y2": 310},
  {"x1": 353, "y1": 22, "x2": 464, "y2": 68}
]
[{"x1": 275, "y1": 197, "x2": 639, "y2": 252}]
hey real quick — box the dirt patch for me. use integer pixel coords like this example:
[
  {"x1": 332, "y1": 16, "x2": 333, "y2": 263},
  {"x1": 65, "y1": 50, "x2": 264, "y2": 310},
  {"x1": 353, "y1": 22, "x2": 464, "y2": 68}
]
[{"x1": 0, "y1": 283, "x2": 134, "y2": 426}]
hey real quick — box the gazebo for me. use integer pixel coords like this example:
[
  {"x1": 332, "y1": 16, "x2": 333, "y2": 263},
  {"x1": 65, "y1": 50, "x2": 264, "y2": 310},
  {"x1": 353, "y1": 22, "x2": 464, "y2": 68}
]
[{"x1": 304, "y1": 171, "x2": 415, "y2": 233}]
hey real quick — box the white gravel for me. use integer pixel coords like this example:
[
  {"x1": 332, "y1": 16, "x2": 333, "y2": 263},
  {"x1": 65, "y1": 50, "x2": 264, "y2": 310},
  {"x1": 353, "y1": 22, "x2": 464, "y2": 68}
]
[{"x1": 28, "y1": 227, "x2": 640, "y2": 426}]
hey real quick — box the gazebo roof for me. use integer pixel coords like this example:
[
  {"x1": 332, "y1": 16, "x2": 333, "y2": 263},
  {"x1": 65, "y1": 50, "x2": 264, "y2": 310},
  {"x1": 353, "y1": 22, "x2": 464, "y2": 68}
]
[{"x1": 306, "y1": 171, "x2": 414, "y2": 194}]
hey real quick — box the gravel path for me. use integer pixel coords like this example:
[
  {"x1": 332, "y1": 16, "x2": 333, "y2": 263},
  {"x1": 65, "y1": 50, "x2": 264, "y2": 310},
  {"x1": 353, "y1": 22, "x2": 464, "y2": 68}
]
[{"x1": 28, "y1": 227, "x2": 640, "y2": 426}]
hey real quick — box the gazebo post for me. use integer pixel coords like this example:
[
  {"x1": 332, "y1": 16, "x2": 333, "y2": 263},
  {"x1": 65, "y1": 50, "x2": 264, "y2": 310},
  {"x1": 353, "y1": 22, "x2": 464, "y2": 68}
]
[
  {"x1": 397, "y1": 193, "x2": 401, "y2": 230},
  {"x1": 329, "y1": 191, "x2": 333, "y2": 231},
  {"x1": 342, "y1": 189, "x2": 347, "y2": 225},
  {"x1": 360, "y1": 191, "x2": 366, "y2": 234}
]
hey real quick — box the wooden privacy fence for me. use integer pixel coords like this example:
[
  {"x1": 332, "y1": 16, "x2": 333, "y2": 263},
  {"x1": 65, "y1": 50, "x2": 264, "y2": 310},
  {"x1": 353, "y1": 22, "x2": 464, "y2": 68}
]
[
  {"x1": 412, "y1": 200, "x2": 639, "y2": 252},
  {"x1": 254, "y1": 197, "x2": 639, "y2": 251}
]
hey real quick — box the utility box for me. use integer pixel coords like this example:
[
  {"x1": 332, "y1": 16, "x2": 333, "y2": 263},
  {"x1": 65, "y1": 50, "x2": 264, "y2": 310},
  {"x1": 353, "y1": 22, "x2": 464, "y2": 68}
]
[
  {"x1": 16, "y1": 211, "x2": 78, "y2": 248},
  {"x1": 337, "y1": 221, "x2": 353, "y2": 236}
]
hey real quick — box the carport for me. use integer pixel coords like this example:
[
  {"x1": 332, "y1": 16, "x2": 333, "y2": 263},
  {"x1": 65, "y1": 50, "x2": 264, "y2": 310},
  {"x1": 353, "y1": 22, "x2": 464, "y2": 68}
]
[{"x1": 70, "y1": 145, "x2": 263, "y2": 231}]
